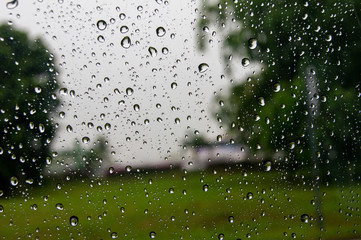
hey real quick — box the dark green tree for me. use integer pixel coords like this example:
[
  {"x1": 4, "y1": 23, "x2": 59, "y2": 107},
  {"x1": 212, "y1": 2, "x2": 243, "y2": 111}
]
[
  {"x1": 199, "y1": 0, "x2": 361, "y2": 182},
  {"x1": 0, "y1": 24, "x2": 59, "y2": 192}
]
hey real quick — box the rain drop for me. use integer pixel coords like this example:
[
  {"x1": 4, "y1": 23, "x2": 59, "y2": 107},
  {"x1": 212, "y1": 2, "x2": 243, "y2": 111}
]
[
  {"x1": 156, "y1": 27, "x2": 166, "y2": 37},
  {"x1": 121, "y1": 36, "x2": 131, "y2": 49},
  {"x1": 126, "y1": 87, "x2": 134, "y2": 96},
  {"x1": 69, "y1": 216, "x2": 79, "y2": 226},
  {"x1": 120, "y1": 25, "x2": 129, "y2": 33},
  {"x1": 301, "y1": 214, "x2": 309, "y2": 223},
  {"x1": 203, "y1": 184, "x2": 209, "y2": 192},
  {"x1": 148, "y1": 47, "x2": 158, "y2": 57},
  {"x1": 242, "y1": 58, "x2": 250, "y2": 67},
  {"x1": 97, "y1": 35, "x2": 105, "y2": 43},
  {"x1": 247, "y1": 192, "x2": 253, "y2": 199},
  {"x1": 56, "y1": 203, "x2": 64, "y2": 210},
  {"x1": 125, "y1": 166, "x2": 132, "y2": 172},
  {"x1": 66, "y1": 125, "x2": 73, "y2": 133},
  {"x1": 82, "y1": 137, "x2": 90, "y2": 144},
  {"x1": 171, "y1": 82, "x2": 177, "y2": 89},
  {"x1": 133, "y1": 104, "x2": 140, "y2": 112},
  {"x1": 274, "y1": 83, "x2": 281, "y2": 92},
  {"x1": 248, "y1": 38, "x2": 258, "y2": 49},
  {"x1": 198, "y1": 63, "x2": 209, "y2": 73},
  {"x1": 10, "y1": 176, "x2": 18, "y2": 186},
  {"x1": 149, "y1": 231, "x2": 156, "y2": 238},
  {"x1": 96, "y1": 20, "x2": 107, "y2": 30}
]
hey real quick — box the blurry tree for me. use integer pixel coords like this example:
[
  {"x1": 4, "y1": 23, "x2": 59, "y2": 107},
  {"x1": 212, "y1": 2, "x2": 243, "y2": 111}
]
[
  {"x1": 199, "y1": 0, "x2": 361, "y2": 182},
  {"x1": 0, "y1": 24, "x2": 59, "y2": 191}
]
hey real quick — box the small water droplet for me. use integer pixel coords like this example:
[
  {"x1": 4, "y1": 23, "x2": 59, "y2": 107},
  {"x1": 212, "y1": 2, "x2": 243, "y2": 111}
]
[
  {"x1": 82, "y1": 137, "x2": 90, "y2": 144},
  {"x1": 203, "y1": 184, "x2": 209, "y2": 192},
  {"x1": 133, "y1": 104, "x2": 140, "y2": 112},
  {"x1": 247, "y1": 192, "x2": 253, "y2": 199},
  {"x1": 218, "y1": 233, "x2": 224, "y2": 240},
  {"x1": 10, "y1": 176, "x2": 18, "y2": 186},
  {"x1": 97, "y1": 20, "x2": 107, "y2": 30},
  {"x1": 120, "y1": 25, "x2": 129, "y2": 33},
  {"x1": 34, "y1": 86, "x2": 42, "y2": 93},
  {"x1": 69, "y1": 216, "x2": 79, "y2": 226},
  {"x1": 162, "y1": 47, "x2": 169, "y2": 54},
  {"x1": 109, "y1": 167, "x2": 114, "y2": 174},
  {"x1": 264, "y1": 161, "x2": 272, "y2": 171},
  {"x1": 66, "y1": 125, "x2": 73, "y2": 133},
  {"x1": 175, "y1": 118, "x2": 180, "y2": 124},
  {"x1": 126, "y1": 87, "x2": 134, "y2": 96},
  {"x1": 228, "y1": 216, "x2": 234, "y2": 223},
  {"x1": 111, "y1": 232, "x2": 118, "y2": 238},
  {"x1": 198, "y1": 63, "x2": 209, "y2": 73},
  {"x1": 125, "y1": 166, "x2": 132, "y2": 172},
  {"x1": 301, "y1": 214, "x2": 309, "y2": 223},
  {"x1": 258, "y1": 97, "x2": 265, "y2": 106},
  {"x1": 242, "y1": 58, "x2": 250, "y2": 67},
  {"x1": 156, "y1": 27, "x2": 166, "y2": 37},
  {"x1": 217, "y1": 135, "x2": 222, "y2": 142},
  {"x1": 171, "y1": 82, "x2": 177, "y2": 89},
  {"x1": 148, "y1": 47, "x2": 158, "y2": 57},
  {"x1": 274, "y1": 83, "x2": 281, "y2": 92},
  {"x1": 121, "y1": 36, "x2": 131, "y2": 49},
  {"x1": 149, "y1": 231, "x2": 156, "y2": 238},
  {"x1": 56, "y1": 203, "x2": 64, "y2": 210},
  {"x1": 119, "y1": 13, "x2": 126, "y2": 20},
  {"x1": 97, "y1": 35, "x2": 105, "y2": 43}
]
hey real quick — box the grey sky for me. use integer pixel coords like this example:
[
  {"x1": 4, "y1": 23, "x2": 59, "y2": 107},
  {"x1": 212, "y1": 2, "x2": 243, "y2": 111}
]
[{"x1": 0, "y1": 0, "x2": 253, "y2": 168}]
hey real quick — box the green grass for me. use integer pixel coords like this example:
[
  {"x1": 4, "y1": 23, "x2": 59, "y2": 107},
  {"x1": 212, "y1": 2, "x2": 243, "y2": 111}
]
[{"x1": 0, "y1": 169, "x2": 360, "y2": 239}]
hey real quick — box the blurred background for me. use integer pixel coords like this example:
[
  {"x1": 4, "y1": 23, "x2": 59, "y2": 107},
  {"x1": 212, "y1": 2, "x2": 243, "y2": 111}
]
[{"x1": 0, "y1": 0, "x2": 360, "y2": 239}]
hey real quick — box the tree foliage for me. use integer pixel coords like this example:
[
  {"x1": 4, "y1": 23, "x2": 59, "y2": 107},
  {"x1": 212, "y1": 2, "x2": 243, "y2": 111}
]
[
  {"x1": 0, "y1": 24, "x2": 59, "y2": 191},
  {"x1": 200, "y1": 0, "x2": 361, "y2": 181}
]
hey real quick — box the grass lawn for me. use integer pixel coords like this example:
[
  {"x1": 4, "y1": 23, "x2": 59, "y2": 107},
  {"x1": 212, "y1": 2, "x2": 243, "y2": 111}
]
[{"x1": 0, "y1": 168, "x2": 360, "y2": 239}]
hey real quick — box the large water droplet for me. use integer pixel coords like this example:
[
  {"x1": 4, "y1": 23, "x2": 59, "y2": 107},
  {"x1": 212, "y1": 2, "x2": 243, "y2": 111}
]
[
  {"x1": 156, "y1": 27, "x2": 166, "y2": 37},
  {"x1": 248, "y1": 38, "x2": 258, "y2": 49},
  {"x1": 273, "y1": 83, "x2": 281, "y2": 92},
  {"x1": 97, "y1": 35, "x2": 105, "y2": 43},
  {"x1": 125, "y1": 166, "x2": 132, "y2": 172},
  {"x1": 69, "y1": 216, "x2": 79, "y2": 226},
  {"x1": 247, "y1": 192, "x2": 253, "y2": 199},
  {"x1": 258, "y1": 97, "x2": 265, "y2": 106},
  {"x1": 171, "y1": 82, "x2": 177, "y2": 89},
  {"x1": 66, "y1": 125, "x2": 73, "y2": 133},
  {"x1": 148, "y1": 47, "x2": 158, "y2": 57},
  {"x1": 121, "y1": 36, "x2": 131, "y2": 49},
  {"x1": 6, "y1": 0, "x2": 18, "y2": 9},
  {"x1": 111, "y1": 232, "x2": 118, "y2": 238},
  {"x1": 264, "y1": 161, "x2": 272, "y2": 171},
  {"x1": 198, "y1": 63, "x2": 209, "y2": 73},
  {"x1": 162, "y1": 47, "x2": 169, "y2": 55},
  {"x1": 126, "y1": 87, "x2": 134, "y2": 96},
  {"x1": 119, "y1": 13, "x2": 126, "y2": 20},
  {"x1": 203, "y1": 184, "x2": 209, "y2": 192},
  {"x1": 97, "y1": 20, "x2": 107, "y2": 30}
]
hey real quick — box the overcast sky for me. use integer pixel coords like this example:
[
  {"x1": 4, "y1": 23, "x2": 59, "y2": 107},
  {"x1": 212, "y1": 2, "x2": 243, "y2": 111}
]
[{"x1": 0, "y1": 0, "x2": 254, "y2": 168}]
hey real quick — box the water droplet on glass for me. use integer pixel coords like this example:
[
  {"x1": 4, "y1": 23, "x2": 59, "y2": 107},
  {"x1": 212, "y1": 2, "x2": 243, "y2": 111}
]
[
  {"x1": 126, "y1": 87, "x2": 134, "y2": 96},
  {"x1": 258, "y1": 97, "x2": 265, "y2": 106},
  {"x1": 97, "y1": 20, "x2": 107, "y2": 30},
  {"x1": 264, "y1": 161, "x2": 272, "y2": 171},
  {"x1": 120, "y1": 25, "x2": 129, "y2": 33},
  {"x1": 97, "y1": 35, "x2": 105, "y2": 43},
  {"x1": 148, "y1": 47, "x2": 158, "y2": 57},
  {"x1": 203, "y1": 184, "x2": 209, "y2": 192},
  {"x1": 242, "y1": 58, "x2": 250, "y2": 67},
  {"x1": 111, "y1": 232, "x2": 118, "y2": 238},
  {"x1": 109, "y1": 167, "x2": 114, "y2": 174},
  {"x1": 119, "y1": 13, "x2": 126, "y2": 20},
  {"x1": 34, "y1": 86, "x2": 42, "y2": 93},
  {"x1": 218, "y1": 233, "x2": 224, "y2": 240},
  {"x1": 274, "y1": 83, "x2": 281, "y2": 92},
  {"x1": 125, "y1": 166, "x2": 132, "y2": 172},
  {"x1": 121, "y1": 36, "x2": 131, "y2": 49},
  {"x1": 247, "y1": 192, "x2": 253, "y2": 199},
  {"x1": 171, "y1": 82, "x2": 177, "y2": 89},
  {"x1": 162, "y1": 47, "x2": 169, "y2": 54},
  {"x1": 10, "y1": 176, "x2": 18, "y2": 186},
  {"x1": 6, "y1": 0, "x2": 18, "y2": 9},
  {"x1": 198, "y1": 63, "x2": 209, "y2": 73},
  {"x1": 66, "y1": 125, "x2": 73, "y2": 133},
  {"x1": 248, "y1": 38, "x2": 258, "y2": 49},
  {"x1": 156, "y1": 27, "x2": 166, "y2": 37},
  {"x1": 39, "y1": 124, "x2": 45, "y2": 133},
  {"x1": 82, "y1": 137, "x2": 90, "y2": 144},
  {"x1": 228, "y1": 216, "x2": 234, "y2": 223},
  {"x1": 149, "y1": 231, "x2": 156, "y2": 238},
  {"x1": 56, "y1": 203, "x2": 64, "y2": 210},
  {"x1": 175, "y1": 118, "x2": 180, "y2": 124},
  {"x1": 69, "y1": 216, "x2": 79, "y2": 226},
  {"x1": 217, "y1": 135, "x2": 222, "y2": 142},
  {"x1": 301, "y1": 214, "x2": 309, "y2": 223},
  {"x1": 133, "y1": 104, "x2": 140, "y2": 112}
]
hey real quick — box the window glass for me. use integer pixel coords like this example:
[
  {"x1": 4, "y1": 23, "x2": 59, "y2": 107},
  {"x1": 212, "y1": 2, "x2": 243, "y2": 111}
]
[{"x1": 0, "y1": 0, "x2": 360, "y2": 239}]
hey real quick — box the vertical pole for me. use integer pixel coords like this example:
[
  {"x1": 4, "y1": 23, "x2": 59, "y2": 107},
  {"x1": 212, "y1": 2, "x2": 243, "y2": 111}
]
[{"x1": 305, "y1": 67, "x2": 324, "y2": 230}]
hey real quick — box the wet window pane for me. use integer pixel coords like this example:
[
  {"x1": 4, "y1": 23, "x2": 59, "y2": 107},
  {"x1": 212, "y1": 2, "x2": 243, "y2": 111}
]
[{"x1": 0, "y1": 0, "x2": 360, "y2": 239}]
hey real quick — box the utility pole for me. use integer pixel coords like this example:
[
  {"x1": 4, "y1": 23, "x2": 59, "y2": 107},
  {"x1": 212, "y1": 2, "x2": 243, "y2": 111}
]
[{"x1": 305, "y1": 67, "x2": 324, "y2": 230}]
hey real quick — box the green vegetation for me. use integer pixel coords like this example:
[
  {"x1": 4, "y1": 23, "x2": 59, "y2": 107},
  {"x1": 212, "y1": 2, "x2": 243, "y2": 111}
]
[
  {"x1": 199, "y1": 0, "x2": 361, "y2": 181},
  {"x1": 0, "y1": 170, "x2": 359, "y2": 239},
  {"x1": 0, "y1": 24, "x2": 59, "y2": 191}
]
